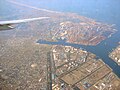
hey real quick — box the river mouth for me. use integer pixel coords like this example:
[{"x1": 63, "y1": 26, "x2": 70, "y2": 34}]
[{"x1": 37, "y1": 38, "x2": 120, "y2": 77}]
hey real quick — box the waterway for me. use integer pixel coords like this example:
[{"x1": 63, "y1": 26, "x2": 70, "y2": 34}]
[
  {"x1": 0, "y1": 0, "x2": 120, "y2": 77},
  {"x1": 33, "y1": 0, "x2": 120, "y2": 77}
]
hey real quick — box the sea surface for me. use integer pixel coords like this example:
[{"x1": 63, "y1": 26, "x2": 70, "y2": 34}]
[{"x1": 0, "y1": 0, "x2": 120, "y2": 77}]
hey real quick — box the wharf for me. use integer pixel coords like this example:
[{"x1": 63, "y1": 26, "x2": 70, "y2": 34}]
[
  {"x1": 109, "y1": 45, "x2": 120, "y2": 65},
  {"x1": 51, "y1": 45, "x2": 120, "y2": 90}
]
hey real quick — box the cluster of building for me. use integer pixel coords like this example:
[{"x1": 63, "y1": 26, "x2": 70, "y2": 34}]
[
  {"x1": 0, "y1": 37, "x2": 50, "y2": 90},
  {"x1": 52, "y1": 45, "x2": 94, "y2": 76},
  {"x1": 51, "y1": 45, "x2": 120, "y2": 90},
  {"x1": 109, "y1": 45, "x2": 120, "y2": 65},
  {"x1": 51, "y1": 19, "x2": 116, "y2": 46},
  {"x1": 0, "y1": 1, "x2": 119, "y2": 89}
]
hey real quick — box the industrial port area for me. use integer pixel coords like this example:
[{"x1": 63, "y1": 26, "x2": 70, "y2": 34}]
[
  {"x1": 109, "y1": 45, "x2": 120, "y2": 65},
  {"x1": 50, "y1": 46, "x2": 120, "y2": 90},
  {"x1": 0, "y1": 0, "x2": 120, "y2": 90},
  {"x1": 0, "y1": 0, "x2": 116, "y2": 46},
  {"x1": 51, "y1": 20, "x2": 116, "y2": 46},
  {"x1": 1, "y1": 38, "x2": 120, "y2": 90}
]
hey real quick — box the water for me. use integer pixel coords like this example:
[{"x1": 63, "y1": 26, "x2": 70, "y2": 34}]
[
  {"x1": 31, "y1": 0, "x2": 120, "y2": 77},
  {"x1": 1, "y1": 0, "x2": 120, "y2": 77}
]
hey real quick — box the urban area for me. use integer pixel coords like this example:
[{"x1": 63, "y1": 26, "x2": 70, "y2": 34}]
[{"x1": 0, "y1": 0, "x2": 120, "y2": 90}]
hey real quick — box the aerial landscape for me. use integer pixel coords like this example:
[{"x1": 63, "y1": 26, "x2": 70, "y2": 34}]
[
  {"x1": 109, "y1": 44, "x2": 120, "y2": 65},
  {"x1": 0, "y1": 0, "x2": 120, "y2": 90},
  {"x1": 51, "y1": 45, "x2": 120, "y2": 90}
]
